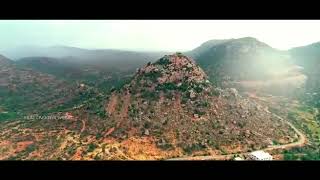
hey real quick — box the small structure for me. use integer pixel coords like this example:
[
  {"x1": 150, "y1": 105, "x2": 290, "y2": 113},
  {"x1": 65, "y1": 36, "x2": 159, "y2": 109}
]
[
  {"x1": 248, "y1": 150, "x2": 273, "y2": 160},
  {"x1": 234, "y1": 157, "x2": 244, "y2": 161}
]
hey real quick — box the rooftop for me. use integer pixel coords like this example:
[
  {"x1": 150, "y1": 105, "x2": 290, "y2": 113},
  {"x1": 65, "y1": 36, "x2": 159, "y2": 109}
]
[
  {"x1": 249, "y1": 151, "x2": 272, "y2": 159},
  {"x1": 234, "y1": 157, "x2": 244, "y2": 160}
]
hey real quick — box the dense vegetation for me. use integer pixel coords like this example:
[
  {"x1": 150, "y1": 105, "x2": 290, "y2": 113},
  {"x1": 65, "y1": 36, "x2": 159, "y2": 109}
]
[{"x1": 284, "y1": 105, "x2": 320, "y2": 160}]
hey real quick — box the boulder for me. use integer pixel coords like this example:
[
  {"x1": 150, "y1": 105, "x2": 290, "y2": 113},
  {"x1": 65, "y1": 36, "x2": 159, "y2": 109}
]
[{"x1": 144, "y1": 129, "x2": 150, "y2": 136}]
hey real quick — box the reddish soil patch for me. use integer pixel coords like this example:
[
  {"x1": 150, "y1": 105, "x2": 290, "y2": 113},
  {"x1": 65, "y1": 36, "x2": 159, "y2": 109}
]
[
  {"x1": 106, "y1": 94, "x2": 118, "y2": 115},
  {"x1": 120, "y1": 137, "x2": 182, "y2": 160},
  {"x1": 0, "y1": 140, "x2": 11, "y2": 146},
  {"x1": 120, "y1": 91, "x2": 131, "y2": 120},
  {"x1": 114, "y1": 90, "x2": 131, "y2": 129},
  {"x1": 15, "y1": 141, "x2": 34, "y2": 153},
  {"x1": 105, "y1": 127, "x2": 115, "y2": 137},
  {"x1": 71, "y1": 147, "x2": 84, "y2": 160}
]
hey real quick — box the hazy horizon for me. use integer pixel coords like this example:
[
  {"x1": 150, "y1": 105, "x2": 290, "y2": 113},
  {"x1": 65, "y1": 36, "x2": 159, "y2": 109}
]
[{"x1": 1, "y1": 20, "x2": 320, "y2": 52}]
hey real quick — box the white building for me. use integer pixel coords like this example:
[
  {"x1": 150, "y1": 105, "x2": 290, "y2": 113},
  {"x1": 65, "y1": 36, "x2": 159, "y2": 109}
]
[
  {"x1": 234, "y1": 157, "x2": 244, "y2": 161},
  {"x1": 248, "y1": 151, "x2": 273, "y2": 160}
]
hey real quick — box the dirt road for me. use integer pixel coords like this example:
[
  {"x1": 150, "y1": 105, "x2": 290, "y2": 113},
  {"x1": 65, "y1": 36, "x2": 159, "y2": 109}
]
[{"x1": 167, "y1": 113, "x2": 307, "y2": 160}]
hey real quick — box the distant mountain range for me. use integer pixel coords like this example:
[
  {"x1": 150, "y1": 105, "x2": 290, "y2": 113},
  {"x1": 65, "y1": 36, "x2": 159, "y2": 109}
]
[
  {"x1": 2, "y1": 45, "x2": 169, "y2": 71},
  {"x1": 1, "y1": 37, "x2": 320, "y2": 118}
]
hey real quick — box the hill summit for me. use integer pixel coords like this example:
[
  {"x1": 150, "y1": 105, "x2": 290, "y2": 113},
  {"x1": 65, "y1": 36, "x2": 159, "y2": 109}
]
[{"x1": 125, "y1": 53, "x2": 211, "y2": 101}]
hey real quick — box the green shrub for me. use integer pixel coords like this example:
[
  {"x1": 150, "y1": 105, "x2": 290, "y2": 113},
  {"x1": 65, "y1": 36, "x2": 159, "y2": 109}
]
[
  {"x1": 156, "y1": 82, "x2": 178, "y2": 91},
  {"x1": 144, "y1": 71, "x2": 162, "y2": 81},
  {"x1": 96, "y1": 133, "x2": 103, "y2": 139},
  {"x1": 283, "y1": 152, "x2": 298, "y2": 160},
  {"x1": 87, "y1": 143, "x2": 97, "y2": 152},
  {"x1": 181, "y1": 96, "x2": 188, "y2": 104},
  {"x1": 67, "y1": 146, "x2": 77, "y2": 155},
  {"x1": 195, "y1": 109, "x2": 206, "y2": 116},
  {"x1": 165, "y1": 92, "x2": 174, "y2": 99},
  {"x1": 129, "y1": 105, "x2": 139, "y2": 117},
  {"x1": 156, "y1": 57, "x2": 171, "y2": 66},
  {"x1": 220, "y1": 149, "x2": 228, "y2": 155},
  {"x1": 144, "y1": 121, "x2": 151, "y2": 129},
  {"x1": 272, "y1": 140, "x2": 280, "y2": 145},
  {"x1": 194, "y1": 85, "x2": 203, "y2": 93},
  {"x1": 158, "y1": 143, "x2": 174, "y2": 150},
  {"x1": 26, "y1": 144, "x2": 36, "y2": 153},
  {"x1": 141, "y1": 90, "x2": 158, "y2": 100},
  {"x1": 178, "y1": 82, "x2": 189, "y2": 92},
  {"x1": 183, "y1": 143, "x2": 205, "y2": 154},
  {"x1": 196, "y1": 101, "x2": 209, "y2": 108},
  {"x1": 176, "y1": 52, "x2": 184, "y2": 57}
]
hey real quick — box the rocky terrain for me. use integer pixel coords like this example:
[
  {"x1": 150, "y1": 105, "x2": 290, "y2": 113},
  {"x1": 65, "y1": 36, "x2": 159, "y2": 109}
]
[
  {"x1": 0, "y1": 53, "x2": 298, "y2": 160},
  {"x1": 3, "y1": 33, "x2": 320, "y2": 160}
]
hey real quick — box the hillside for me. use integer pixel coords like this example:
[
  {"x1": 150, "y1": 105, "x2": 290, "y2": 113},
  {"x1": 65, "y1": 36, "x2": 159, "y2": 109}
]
[
  {"x1": 290, "y1": 42, "x2": 320, "y2": 79},
  {"x1": 290, "y1": 42, "x2": 320, "y2": 107},
  {"x1": 190, "y1": 37, "x2": 290, "y2": 82},
  {"x1": 0, "y1": 53, "x2": 297, "y2": 160},
  {"x1": 15, "y1": 56, "x2": 134, "y2": 94},
  {"x1": 186, "y1": 39, "x2": 232, "y2": 58},
  {"x1": 16, "y1": 57, "x2": 83, "y2": 78},
  {"x1": 0, "y1": 55, "x2": 13, "y2": 66},
  {"x1": 9, "y1": 47, "x2": 169, "y2": 95},
  {"x1": 4, "y1": 46, "x2": 168, "y2": 71},
  {"x1": 188, "y1": 37, "x2": 306, "y2": 96},
  {"x1": 0, "y1": 54, "x2": 93, "y2": 121}
]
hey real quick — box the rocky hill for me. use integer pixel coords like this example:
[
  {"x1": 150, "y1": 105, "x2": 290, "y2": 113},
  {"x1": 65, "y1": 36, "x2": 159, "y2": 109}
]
[{"x1": 101, "y1": 53, "x2": 297, "y2": 158}]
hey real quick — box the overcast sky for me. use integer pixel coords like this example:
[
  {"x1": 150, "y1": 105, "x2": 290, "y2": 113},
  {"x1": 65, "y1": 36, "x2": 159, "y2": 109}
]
[{"x1": 0, "y1": 20, "x2": 320, "y2": 52}]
